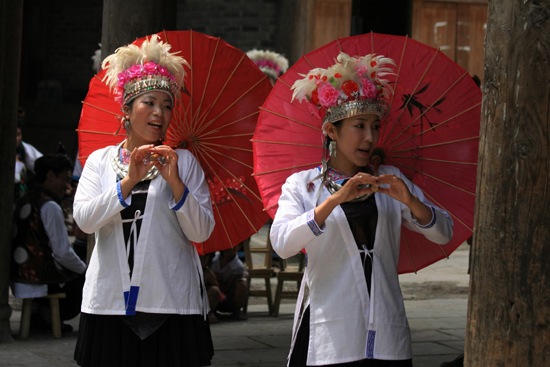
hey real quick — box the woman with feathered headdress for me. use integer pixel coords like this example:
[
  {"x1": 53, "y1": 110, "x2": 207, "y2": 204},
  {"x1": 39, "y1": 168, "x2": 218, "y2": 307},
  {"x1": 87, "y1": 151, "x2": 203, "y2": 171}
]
[
  {"x1": 269, "y1": 53, "x2": 453, "y2": 366},
  {"x1": 73, "y1": 35, "x2": 215, "y2": 367},
  {"x1": 246, "y1": 49, "x2": 289, "y2": 85}
]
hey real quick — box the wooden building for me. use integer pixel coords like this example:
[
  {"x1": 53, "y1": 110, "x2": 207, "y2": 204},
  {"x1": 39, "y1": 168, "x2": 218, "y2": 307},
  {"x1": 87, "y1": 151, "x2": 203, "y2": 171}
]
[{"x1": 13, "y1": 0, "x2": 486, "y2": 157}]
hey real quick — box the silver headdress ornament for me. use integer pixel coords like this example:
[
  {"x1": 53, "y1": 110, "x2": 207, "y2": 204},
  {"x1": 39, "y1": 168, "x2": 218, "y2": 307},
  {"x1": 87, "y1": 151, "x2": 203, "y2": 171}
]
[
  {"x1": 102, "y1": 34, "x2": 189, "y2": 106},
  {"x1": 291, "y1": 52, "x2": 395, "y2": 129}
]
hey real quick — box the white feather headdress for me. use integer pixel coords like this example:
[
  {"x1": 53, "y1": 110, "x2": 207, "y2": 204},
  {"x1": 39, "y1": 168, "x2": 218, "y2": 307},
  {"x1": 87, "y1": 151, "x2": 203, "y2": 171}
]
[
  {"x1": 291, "y1": 52, "x2": 396, "y2": 125},
  {"x1": 102, "y1": 34, "x2": 189, "y2": 105},
  {"x1": 246, "y1": 49, "x2": 289, "y2": 80}
]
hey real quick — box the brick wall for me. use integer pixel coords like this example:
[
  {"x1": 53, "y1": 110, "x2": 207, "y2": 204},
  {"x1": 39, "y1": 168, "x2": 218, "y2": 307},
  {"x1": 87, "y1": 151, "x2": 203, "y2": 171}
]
[{"x1": 177, "y1": 0, "x2": 280, "y2": 51}]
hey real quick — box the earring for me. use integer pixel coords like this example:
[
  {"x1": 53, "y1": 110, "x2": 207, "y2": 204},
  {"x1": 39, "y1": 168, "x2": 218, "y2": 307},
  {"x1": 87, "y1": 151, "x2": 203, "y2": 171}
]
[
  {"x1": 329, "y1": 140, "x2": 337, "y2": 158},
  {"x1": 115, "y1": 116, "x2": 129, "y2": 135}
]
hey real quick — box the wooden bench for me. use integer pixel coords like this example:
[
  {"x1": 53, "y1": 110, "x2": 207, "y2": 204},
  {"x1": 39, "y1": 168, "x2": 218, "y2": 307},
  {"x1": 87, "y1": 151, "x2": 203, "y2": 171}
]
[
  {"x1": 19, "y1": 293, "x2": 66, "y2": 338},
  {"x1": 242, "y1": 233, "x2": 274, "y2": 316}
]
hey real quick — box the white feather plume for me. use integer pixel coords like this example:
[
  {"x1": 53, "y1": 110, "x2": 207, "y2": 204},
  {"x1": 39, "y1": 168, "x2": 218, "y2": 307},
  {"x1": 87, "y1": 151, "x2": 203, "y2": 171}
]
[
  {"x1": 292, "y1": 52, "x2": 396, "y2": 104},
  {"x1": 102, "y1": 34, "x2": 189, "y2": 92},
  {"x1": 246, "y1": 49, "x2": 289, "y2": 76}
]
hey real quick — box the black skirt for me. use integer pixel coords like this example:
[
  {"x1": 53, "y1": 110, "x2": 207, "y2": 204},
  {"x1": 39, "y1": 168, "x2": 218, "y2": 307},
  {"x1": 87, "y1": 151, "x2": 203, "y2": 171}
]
[{"x1": 74, "y1": 313, "x2": 214, "y2": 367}]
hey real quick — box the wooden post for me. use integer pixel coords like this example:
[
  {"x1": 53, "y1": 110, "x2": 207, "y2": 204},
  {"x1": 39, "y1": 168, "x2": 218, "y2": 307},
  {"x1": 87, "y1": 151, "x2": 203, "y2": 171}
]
[
  {"x1": 465, "y1": 1, "x2": 550, "y2": 366},
  {"x1": 0, "y1": 0, "x2": 23, "y2": 343},
  {"x1": 289, "y1": 0, "x2": 314, "y2": 62},
  {"x1": 289, "y1": 0, "x2": 352, "y2": 61},
  {"x1": 307, "y1": 0, "x2": 352, "y2": 52},
  {"x1": 101, "y1": 0, "x2": 177, "y2": 61}
]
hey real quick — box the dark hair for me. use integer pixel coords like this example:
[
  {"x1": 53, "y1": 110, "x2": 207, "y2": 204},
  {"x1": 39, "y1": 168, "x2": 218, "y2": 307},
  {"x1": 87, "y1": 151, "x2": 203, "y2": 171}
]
[{"x1": 34, "y1": 153, "x2": 73, "y2": 184}]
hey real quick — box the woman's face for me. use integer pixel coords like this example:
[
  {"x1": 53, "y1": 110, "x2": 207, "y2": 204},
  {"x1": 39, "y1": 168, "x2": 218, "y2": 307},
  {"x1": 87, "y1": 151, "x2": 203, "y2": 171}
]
[
  {"x1": 124, "y1": 91, "x2": 173, "y2": 146},
  {"x1": 324, "y1": 113, "x2": 381, "y2": 175}
]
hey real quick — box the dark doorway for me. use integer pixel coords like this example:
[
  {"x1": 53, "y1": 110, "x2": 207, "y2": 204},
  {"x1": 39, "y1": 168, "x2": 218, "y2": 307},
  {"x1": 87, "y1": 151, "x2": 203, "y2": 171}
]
[{"x1": 351, "y1": 0, "x2": 413, "y2": 36}]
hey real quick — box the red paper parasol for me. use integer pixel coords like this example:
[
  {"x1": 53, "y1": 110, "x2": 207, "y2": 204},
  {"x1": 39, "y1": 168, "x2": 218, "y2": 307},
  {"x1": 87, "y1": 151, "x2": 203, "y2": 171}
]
[
  {"x1": 252, "y1": 32, "x2": 481, "y2": 274},
  {"x1": 78, "y1": 30, "x2": 272, "y2": 254}
]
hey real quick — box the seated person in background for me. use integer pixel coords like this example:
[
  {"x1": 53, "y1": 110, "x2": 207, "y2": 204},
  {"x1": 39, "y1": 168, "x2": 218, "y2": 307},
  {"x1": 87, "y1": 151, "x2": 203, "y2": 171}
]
[
  {"x1": 199, "y1": 254, "x2": 222, "y2": 324},
  {"x1": 209, "y1": 244, "x2": 249, "y2": 321},
  {"x1": 11, "y1": 153, "x2": 87, "y2": 333}
]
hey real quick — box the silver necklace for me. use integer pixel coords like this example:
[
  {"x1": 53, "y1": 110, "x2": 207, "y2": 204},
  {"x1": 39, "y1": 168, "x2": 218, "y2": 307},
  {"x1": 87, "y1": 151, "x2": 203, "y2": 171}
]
[{"x1": 110, "y1": 141, "x2": 160, "y2": 181}]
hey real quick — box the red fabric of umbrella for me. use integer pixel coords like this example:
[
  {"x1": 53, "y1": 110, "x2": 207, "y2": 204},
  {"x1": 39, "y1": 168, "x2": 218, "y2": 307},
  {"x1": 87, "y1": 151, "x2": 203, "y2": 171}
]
[
  {"x1": 78, "y1": 30, "x2": 272, "y2": 254},
  {"x1": 252, "y1": 32, "x2": 481, "y2": 274}
]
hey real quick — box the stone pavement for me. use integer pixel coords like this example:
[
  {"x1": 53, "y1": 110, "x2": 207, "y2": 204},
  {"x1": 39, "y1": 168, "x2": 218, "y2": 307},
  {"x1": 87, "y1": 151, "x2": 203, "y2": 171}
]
[{"x1": 0, "y1": 242, "x2": 470, "y2": 367}]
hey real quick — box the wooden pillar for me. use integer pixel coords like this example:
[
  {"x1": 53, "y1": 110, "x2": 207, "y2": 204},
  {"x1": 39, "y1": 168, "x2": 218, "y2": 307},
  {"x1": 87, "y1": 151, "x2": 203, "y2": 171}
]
[
  {"x1": 307, "y1": 0, "x2": 352, "y2": 52},
  {"x1": 289, "y1": 0, "x2": 314, "y2": 63},
  {"x1": 274, "y1": 0, "x2": 302, "y2": 65},
  {"x1": 465, "y1": 1, "x2": 550, "y2": 366},
  {"x1": 0, "y1": 0, "x2": 23, "y2": 343},
  {"x1": 289, "y1": 0, "x2": 352, "y2": 62},
  {"x1": 101, "y1": 0, "x2": 177, "y2": 61}
]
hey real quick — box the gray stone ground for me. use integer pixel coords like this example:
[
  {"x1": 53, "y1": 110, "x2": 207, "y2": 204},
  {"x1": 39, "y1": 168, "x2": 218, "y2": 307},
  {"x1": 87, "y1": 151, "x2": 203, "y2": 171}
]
[{"x1": 0, "y1": 225, "x2": 469, "y2": 367}]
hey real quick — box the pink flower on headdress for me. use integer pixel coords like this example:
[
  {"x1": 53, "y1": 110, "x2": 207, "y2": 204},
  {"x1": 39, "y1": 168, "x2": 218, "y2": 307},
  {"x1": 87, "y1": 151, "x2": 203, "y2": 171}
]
[
  {"x1": 125, "y1": 64, "x2": 141, "y2": 79},
  {"x1": 256, "y1": 59, "x2": 280, "y2": 74},
  {"x1": 117, "y1": 72, "x2": 129, "y2": 88},
  {"x1": 159, "y1": 65, "x2": 169, "y2": 76},
  {"x1": 143, "y1": 62, "x2": 159, "y2": 74},
  {"x1": 356, "y1": 65, "x2": 368, "y2": 79},
  {"x1": 362, "y1": 79, "x2": 378, "y2": 99},
  {"x1": 317, "y1": 83, "x2": 340, "y2": 107}
]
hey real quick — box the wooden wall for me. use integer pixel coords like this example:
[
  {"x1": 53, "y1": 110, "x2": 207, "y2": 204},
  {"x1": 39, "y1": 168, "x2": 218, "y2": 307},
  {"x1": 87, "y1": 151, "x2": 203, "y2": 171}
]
[
  {"x1": 413, "y1": 0, "x2": 487, "y2": 81},
  {"x1": 307, "y1": 0, "x2": 353, "y2": 53}
]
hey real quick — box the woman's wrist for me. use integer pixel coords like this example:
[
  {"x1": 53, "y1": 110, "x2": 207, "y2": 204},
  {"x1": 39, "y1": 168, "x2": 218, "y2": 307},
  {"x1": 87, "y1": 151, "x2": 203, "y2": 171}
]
[
  {"x1": 407, "y1": 195, "x2": 432, "y2": 225},
  {"x1": 405, "y1": 194, "x2": 418, "y2": 208},
  {"x1": 169, "y1": 179, "x2": 186, "y2": 202},
  {"x1": 329, "y1": 190, "x2": 346, "y2": 207},
  {"x1": 119, "y1": 175, "x2": 138, "y2": 199}
]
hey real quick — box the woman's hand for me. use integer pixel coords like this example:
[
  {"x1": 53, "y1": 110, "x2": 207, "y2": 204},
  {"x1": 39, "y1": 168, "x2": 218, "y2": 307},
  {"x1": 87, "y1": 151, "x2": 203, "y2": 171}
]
[
  {"x1": 127, "y1": 145, "x2": 157, "y2": 183},
  {"x1": 376, "y1": 174, "x2": 432, "y2": 225},
  {"x1": 119, "y1": 145, "x2": 157, "y2": 199},
  {"x1": 150, "y1": 145, "x2": 180, "y2": 184},
  {"x1": 150, "y1": 145, "x2": 186, "y2": 202},
  {"x1": 332, "y1": 173, "x2": 379, "y2": 205},
  {"x1": 375, "y1": 174, "x2": 414, "y2": 205},
  {"x1": 314, "y1": 173, "x2": 378, "y2": 227}
]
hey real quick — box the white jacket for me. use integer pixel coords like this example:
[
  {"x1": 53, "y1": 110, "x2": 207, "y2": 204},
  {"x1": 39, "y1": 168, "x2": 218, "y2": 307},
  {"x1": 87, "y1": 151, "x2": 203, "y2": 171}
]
[
  {"x1": 74, "y1": 146, "x2": 214, "y2": 316},
  {"x1": 271, "y1": 165, "x2": 453, "y2": 365}
]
